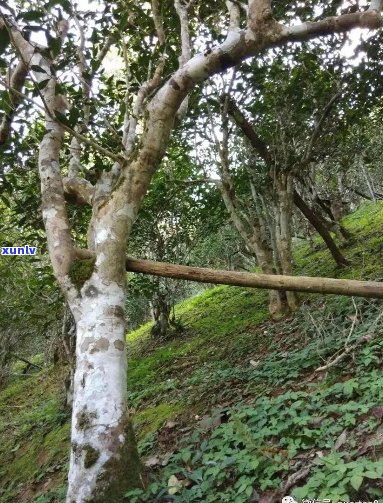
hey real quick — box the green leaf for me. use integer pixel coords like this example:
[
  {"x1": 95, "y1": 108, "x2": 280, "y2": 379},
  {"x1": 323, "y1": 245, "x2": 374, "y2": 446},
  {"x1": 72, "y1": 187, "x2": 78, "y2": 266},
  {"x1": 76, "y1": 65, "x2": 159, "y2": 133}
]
[
  {"x1": 31, "y1": 65, "x2": 47, "y2": 74},
  {"x1": 90, "y1": 29, "x2": 99, "y2": 44},
  {"x1": 0, "y1": 194, "x2": 10, "y2": 207},
  {"x1": 91, "y1": 59, "x2": 101, "y2": 73},
  {"x1": 54, "y1": 110, "x2": 71, "y2": 127},
  {"x1": 343, "y1": 379, "x2": 358, "y2": 396},
  {"x1": 37, "y1": 79, "x2": 50, "y2": 90},
  {"x1": 47, "y1": 0, "x2": 71, "y2": 13},
  {"x1": 48, "y1": 37, "x2": 62, "y2": 58},
  {"x1": 363, "y1": 470, "x2": 379, "y2": 479},
  {"x1": 292, "y1": 486, "x2": 309, "y2": 499},
  {"x1": 350, "y1": 474, "x2": 363, "y2": 491},
  {"x1": 68, "y1": 107, "x2": 80, "y2": 126},
  {"x1": 0, "y1": 90, "x2": 12, "y2": 115},
  {"x1": 245, "y1": 485, "x2": 253, "y2": 498},
  {"x1": 0, "y1": 27, "x2": 10, "y2": 55},
  {"x1": 19, "y1": 10, "x2": 45, "y2": 21}
]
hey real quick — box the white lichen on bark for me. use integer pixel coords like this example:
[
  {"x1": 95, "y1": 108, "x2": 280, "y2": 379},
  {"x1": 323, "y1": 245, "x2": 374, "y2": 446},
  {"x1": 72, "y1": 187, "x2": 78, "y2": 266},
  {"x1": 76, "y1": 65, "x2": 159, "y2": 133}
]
[{"x1": 67, "y1": 275, "x2": 128, "y2": 502}]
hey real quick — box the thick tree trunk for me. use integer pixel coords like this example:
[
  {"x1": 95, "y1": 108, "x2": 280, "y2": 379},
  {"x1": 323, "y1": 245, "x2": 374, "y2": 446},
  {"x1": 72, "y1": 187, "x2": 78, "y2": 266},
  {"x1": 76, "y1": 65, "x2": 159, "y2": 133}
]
[
  {"x1": 248, "y1": 234, "x2": 287, "y2": 318},
  {"x1": 217, "y1": 175, "x2": 286, "y2": 318},
  {"x1": 67, "y1": 277, "x2": 142, "y2": 502},
  {"x1": 274, "y1": 174, "x2": 299, "y2": 311},
  {"x1": 65, "y1": 170, "x2": 144, "y2": 501},
  {"x1": 151, "y1": 297, "x2": 171, "y2": 337}
]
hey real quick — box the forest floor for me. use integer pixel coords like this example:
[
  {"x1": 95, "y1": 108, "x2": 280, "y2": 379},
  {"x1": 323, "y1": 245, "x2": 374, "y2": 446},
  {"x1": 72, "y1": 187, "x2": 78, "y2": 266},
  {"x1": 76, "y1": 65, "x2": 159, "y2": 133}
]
[{"x1": 1, "y1": 202, "x2": 383, "y2": 502}]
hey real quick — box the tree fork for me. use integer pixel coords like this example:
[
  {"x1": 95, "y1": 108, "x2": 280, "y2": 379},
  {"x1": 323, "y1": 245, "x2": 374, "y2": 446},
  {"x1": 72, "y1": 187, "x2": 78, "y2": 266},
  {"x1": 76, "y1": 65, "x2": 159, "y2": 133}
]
[{"x1": 126, "y1": 257, "x2": 383, "y2": 299}]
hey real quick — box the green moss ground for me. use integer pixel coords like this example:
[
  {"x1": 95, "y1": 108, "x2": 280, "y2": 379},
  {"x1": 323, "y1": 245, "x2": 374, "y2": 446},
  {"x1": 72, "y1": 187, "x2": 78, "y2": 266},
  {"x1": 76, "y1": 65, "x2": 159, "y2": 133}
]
[
  {"x1": 0, "y1": 367, "x2": 70, "y2": 502},
  {"x1": 1, "y1": 202, "x2": 383, "y2": 502}
]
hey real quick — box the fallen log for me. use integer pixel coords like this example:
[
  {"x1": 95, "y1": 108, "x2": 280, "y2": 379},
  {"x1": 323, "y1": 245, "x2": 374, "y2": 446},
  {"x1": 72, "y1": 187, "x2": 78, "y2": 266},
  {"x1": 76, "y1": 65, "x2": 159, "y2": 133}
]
[{"x1": 126, "y1": 257, "x2": 383, "y2": 299}]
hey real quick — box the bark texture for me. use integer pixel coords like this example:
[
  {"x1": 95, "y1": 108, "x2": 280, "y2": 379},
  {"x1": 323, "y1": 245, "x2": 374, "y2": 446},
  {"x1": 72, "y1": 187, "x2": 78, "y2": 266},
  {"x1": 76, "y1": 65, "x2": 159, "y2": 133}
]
[
  {"x1": 126, "y1": 257, "x2": 383, "y2": 299},
  {"x1": 67, "y1": 278, "x2": 142, "y2": 502},
  {"x1": 273, "y1": 173, "x2": 299, "y2": 311},
  {"x1": 65, "y1": 173, "x2": 143, "y2": 501}
]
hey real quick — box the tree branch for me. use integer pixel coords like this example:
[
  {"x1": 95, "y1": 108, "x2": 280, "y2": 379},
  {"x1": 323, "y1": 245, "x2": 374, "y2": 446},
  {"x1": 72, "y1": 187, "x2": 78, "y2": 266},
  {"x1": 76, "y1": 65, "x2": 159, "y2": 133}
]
[
  {"x1": 247, "y1": 0, "x2": 273, "y2": 30},
  {"x1": 0, "y1": 77, "x2": 122, "y2": 163},
  {"x1": 69, "y1": 20, "x2": 118, "y2": 176},
  {"x1": 315, "y1": 332, "x2": 380, "y2": 373},
  {"x1": 0, "y1": 60, "x2": 28, "y2": 145},
  {"x1": 151, "y1": 0, "x2": 166, "y2": 45},
  {"x1": 124, "y1": 1, "x2": 381, "y2": 242},
  {"x1": 68, "y1": 136, "x2": 82, "y2": 178},
  {"x1": 303, "y1": 89, "x2": 342, "y2": 163},
  {"x1": 125, "y1": 257, "x2": 383, "y2": 299},
  {"x1": 226, "y1": 1, "x2": 241, "y2": 30},
  {"x1": 284, "y1": 10, "x2": 382, "y2": 42},
  {"x1": 293, "y1": 190, "x2": 349, "y2": 266},
  {"x1": 122, "y1": 2, "x2": 383, "y2": 181},
  {"x1": 10, "y1": 354, "x2": 42, "y2": 370},
  {"x1": 63, "y1": 177, "x2": 95, "y2": 206},
  {"x1": 174, "y1": 0, "x2": 192, "y2": 66},
  {"x1": 174, "y1": 0, "x2": 193, "y2": 119},
  {"x1": 31, "y1": 41, "x2": 76, "y2": 285},
  {"x1": 369, "y1": 0, "x2": 383, "y2": 11},
  {"x1": 72, "y1": 12, "x2": 90, "y2": 123},
  {"x1": 123, "y1": 57, "x2": 165, "y2": 155},
  {"x1": 223, "y1": 94, "x2": 272, "y2": 165},
  {"x1": 0, "y1": 14, "x2": 122, "y2": 164}
]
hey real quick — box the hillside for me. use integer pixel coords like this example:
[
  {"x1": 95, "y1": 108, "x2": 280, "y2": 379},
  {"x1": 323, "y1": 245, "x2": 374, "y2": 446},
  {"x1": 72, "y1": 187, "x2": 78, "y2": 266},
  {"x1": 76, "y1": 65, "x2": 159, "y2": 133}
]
[{"x1": 1, "y1": 202, "x2": 383, "y2": 502}]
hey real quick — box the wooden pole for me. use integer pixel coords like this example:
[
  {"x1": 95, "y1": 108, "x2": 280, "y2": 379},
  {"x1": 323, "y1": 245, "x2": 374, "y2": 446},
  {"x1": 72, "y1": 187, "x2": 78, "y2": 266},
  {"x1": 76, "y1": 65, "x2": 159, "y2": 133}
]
[{"x1": 126, "y1": 257, "x2": 383, "y2": 299}]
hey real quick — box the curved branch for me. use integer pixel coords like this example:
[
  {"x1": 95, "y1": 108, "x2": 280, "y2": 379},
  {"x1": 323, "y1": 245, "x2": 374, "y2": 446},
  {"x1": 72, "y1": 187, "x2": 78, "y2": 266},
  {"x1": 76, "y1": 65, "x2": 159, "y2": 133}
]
[
  {"x1": 223, "y1": 94, "x2": 272, "y2": 164},
  {"x1": 226, "y1": 1, "x2": 241, "y2": 30},
  {"x1": 284, "y1": 10, "x2": 382, "y2": 41},
  {"x1": 174, "y1": 0, "x2": 192, "y2": 66},
  {"x1": 293, "y1": 191, "x2": 349, "y2": 266},
  {"x1": 63, "y1": 177, "x2": 95, "y2": 206},
  {"x1": 1, "y1": 13, "x2": 77, "y2": 287},
  {"x1": 151, "y1": 0, "x2": 166, "y2": 45},
  {"x1": 0, "y1": 60, "x2": 28, "y2": 145}
]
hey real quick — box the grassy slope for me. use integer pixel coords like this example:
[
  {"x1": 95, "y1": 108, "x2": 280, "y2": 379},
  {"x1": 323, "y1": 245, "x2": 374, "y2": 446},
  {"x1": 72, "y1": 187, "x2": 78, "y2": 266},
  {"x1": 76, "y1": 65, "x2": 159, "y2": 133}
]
[{"x1": 1, "y1": 202, "x2": 383, "y2": 502}]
